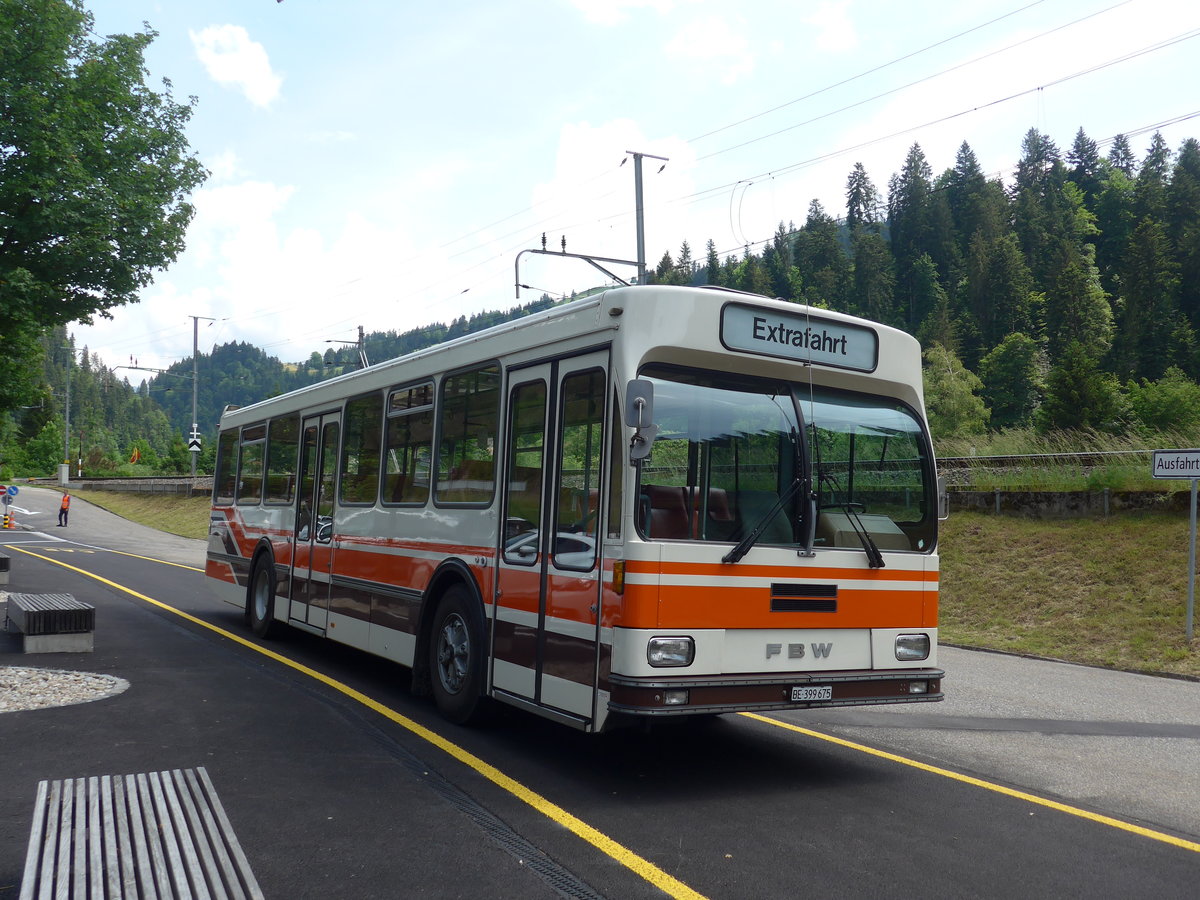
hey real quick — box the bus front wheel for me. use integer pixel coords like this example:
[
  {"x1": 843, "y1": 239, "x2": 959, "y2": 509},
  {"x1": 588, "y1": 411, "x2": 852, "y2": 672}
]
[
  {"x1": 247, "y1": 556, "x2": 277, "y2": 639},
  {"x1": 429, "y1": 585, "x2": 485, "y2": 724}
]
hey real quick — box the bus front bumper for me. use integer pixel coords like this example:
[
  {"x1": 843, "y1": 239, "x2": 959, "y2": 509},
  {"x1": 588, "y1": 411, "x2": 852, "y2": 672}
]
[{"x1": 607, "y1": 668, "x2": 944, "y2": 716}]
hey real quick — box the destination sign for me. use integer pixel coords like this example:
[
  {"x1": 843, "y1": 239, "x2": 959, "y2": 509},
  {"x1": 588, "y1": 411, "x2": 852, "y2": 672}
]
[{"x1": 720, "y1": 303, "x2": 878, "y2": 372}]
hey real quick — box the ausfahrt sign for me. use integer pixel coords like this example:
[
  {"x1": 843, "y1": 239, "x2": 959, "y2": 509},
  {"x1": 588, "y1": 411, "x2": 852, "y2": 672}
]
[{"x1": 1151, "y1": 449, "x2": 1200, "y2": 479}]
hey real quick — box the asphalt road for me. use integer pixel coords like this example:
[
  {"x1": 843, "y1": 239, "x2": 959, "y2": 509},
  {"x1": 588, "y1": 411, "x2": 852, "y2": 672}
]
[{"x1": 2, "y1": 485, "x2": 1198, "y2": 898}]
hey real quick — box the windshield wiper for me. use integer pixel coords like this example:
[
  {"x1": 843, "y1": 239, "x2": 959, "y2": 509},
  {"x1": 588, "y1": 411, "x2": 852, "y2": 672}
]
[
  {"x1": 842, "y1": 504, "x2": 886, "y2": 568},
  {"x1": 722, "y1": 477, "x2": 804, "y2": 564}
]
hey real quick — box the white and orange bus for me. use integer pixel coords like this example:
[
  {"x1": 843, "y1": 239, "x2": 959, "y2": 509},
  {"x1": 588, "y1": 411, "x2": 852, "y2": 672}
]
[{"x1": 206, "y1": 285, "x2": 943, "y2": 730}]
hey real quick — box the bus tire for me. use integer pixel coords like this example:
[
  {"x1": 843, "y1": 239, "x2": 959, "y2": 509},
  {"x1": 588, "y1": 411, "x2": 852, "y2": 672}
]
[
  {"x1": 428, "y1": 584, "x2": 485, "y2": 724},
  {"x1": 248, "y1": 555, "x2": 277, "y2": 639}
]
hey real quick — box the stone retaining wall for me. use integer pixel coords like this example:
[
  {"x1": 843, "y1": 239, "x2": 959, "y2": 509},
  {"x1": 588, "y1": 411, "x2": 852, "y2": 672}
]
[{"x1": 949, "y1": 489, "x2": 1191, "y2": 518}]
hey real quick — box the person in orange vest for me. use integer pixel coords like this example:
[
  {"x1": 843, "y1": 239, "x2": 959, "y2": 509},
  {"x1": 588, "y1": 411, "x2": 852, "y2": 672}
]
[{"x1": 58, "y1": 492, "x2": 70, "y2": 527}]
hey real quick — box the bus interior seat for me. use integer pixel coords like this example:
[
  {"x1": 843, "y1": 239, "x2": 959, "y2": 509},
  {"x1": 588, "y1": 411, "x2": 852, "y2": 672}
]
[
  {"x1": 697, "y1": 488, "x2": 736, "y2": 540},
  {"x1": 643, "y1": 485, "x2": 690, "y2": 539}
]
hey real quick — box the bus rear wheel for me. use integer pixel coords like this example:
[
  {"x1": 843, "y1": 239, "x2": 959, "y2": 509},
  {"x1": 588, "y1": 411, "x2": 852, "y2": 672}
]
[
  {"x1": 247, "y1": 556, "x2": 277, "y2": 638},
  {"x1": 429, "y1": 585, "x2": 485, "y2": 724}
]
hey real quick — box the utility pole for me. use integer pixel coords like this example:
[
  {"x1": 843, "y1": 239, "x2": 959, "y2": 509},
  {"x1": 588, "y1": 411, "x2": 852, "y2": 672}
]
[
  {"x1": 326, "y1": 327, "x2": 370, "y2": 370},
  {"x1": 189, "y1": 316, "x2": 216, "y2": 476},
  {"x1": 61, "y1": 346, "x2": 85, "y2": 483},
  {"x1": 625, "y1": 150, "x2": 669, "y2": 283}
]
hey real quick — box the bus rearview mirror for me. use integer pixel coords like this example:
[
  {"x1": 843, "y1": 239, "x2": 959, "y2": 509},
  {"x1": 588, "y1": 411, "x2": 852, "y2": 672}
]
[{"x1": 625, "y1": 380, "x2": 658, "y2": 462}]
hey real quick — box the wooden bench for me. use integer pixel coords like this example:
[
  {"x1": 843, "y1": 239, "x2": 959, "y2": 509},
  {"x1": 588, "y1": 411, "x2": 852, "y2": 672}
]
[
  {"x1": 20, "y1": 766, "x2": 263, "y2": 900},
  {"x1": 4, "y1": 592, "x2": 95, "y2": 653}
]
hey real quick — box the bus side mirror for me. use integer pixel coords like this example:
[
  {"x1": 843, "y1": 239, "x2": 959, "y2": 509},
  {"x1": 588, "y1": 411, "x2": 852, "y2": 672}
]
[
  {"x1": 625, "y1": 379, "x2": 658, "y2": 462},
  {"x1": 937, "y1": 474, "x2": 949, "y2": 520}
]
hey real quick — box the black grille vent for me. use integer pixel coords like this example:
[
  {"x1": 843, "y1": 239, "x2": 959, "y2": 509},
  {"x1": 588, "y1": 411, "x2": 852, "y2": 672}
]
[
  {"x1": 771, "y1": 597, "x2": 837, "y2": 613},
  {"x1": 770, "y1": 583, "x2": 837, "y2": 613},
  {"x1": 771, "y1": 583, "x2": 837, "y2": 598}
]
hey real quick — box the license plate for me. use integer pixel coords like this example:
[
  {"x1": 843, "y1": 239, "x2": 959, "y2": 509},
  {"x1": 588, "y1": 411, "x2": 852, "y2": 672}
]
[{"x1": 790, "y1": 686, "x2": 832, "y2": 702}]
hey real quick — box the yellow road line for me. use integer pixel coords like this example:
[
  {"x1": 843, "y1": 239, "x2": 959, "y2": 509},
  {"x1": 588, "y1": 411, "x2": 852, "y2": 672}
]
[
  {"x1": 7, "y1": 545, "x2": 706, "y2": 900},
  {"x1": 742, "y1": 712, "x2": 1200, "y2": 854}
]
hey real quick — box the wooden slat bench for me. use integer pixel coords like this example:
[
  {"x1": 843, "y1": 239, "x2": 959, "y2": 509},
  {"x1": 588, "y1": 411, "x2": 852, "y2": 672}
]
[
  {"x1": 19, "y1": 766, "x2": 263, "y2": 900},
  {"x1": 4, "y1": 592, "x2": 95, "y2": 653}
]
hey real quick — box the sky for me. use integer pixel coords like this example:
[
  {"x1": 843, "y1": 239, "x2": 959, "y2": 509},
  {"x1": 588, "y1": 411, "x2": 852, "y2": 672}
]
[{"x1": 73, "y1": 0, "x2": 1200, "y2": 377}]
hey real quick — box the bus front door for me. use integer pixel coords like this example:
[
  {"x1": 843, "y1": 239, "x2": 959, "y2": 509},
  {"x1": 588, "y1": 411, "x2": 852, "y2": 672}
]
[
  {"x1": 290, "y1": 414, "x2": 339, "y2": 632},
  {"x1": 495, "y1": 352, "x2": 607, "y2": 724}
]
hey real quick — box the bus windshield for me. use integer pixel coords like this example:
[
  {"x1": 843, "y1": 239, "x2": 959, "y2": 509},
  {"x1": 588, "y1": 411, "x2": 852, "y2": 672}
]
[{"x1": 637, "y1": 365, "x2": 935, "y2": 553}]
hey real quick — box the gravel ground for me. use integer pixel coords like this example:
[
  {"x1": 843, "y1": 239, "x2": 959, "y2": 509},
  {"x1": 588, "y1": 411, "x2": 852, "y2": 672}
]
[{"x1": 1, "y1": 594, "x2": 131, "y2": 713}]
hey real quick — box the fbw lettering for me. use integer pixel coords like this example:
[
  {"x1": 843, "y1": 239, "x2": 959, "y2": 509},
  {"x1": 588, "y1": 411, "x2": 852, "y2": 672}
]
[
  {"x1": 765, "y1": 642, "x2": 834, "y2": 659},
  {"x1": 752, "y1": 316, "x2": 848, "y2": 356}
]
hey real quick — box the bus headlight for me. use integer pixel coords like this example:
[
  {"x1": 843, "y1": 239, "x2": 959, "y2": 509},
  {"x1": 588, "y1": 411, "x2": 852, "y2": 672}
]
[
  {"x1": 895, "y1": 633, "x2": 930, "y2": 661},
  {"x1": 647, "y1": 636, "x2": 695, "y2": 667}
]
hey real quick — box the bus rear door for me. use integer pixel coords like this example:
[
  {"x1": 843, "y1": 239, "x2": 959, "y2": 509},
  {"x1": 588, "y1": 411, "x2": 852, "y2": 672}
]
[{"x1": 290, "y1": 413, "x2": 340, "y2": 632}]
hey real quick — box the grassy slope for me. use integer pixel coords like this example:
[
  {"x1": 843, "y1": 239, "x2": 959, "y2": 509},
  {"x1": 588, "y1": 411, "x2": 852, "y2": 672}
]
[
  {"x1": 940, "y1": 511, "x2": 1199, "y2": 678},
  {"x1": 70, "y1": 490, "x2": 211, "y2": 541},
  {"x1": 70, "y1": 491, "x2": 1199, "y2": 678}
]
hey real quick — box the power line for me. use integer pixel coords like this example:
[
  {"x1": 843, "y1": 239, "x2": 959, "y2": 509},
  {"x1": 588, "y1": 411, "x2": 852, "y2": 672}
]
[
  {"x1": 695, "y1": 0, "x2": 1135, "y2": 163},
  {"x1": 688, "y1": 0, "x2": 1056, "y2": 144}
]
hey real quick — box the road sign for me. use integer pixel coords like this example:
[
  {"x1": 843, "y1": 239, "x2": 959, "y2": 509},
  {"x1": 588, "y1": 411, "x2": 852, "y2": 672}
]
[
  {"x1": 6, "y1": 484, "x2": 17, "y2": 497},
  {"x1": 1151, "y1": 449, "x2": 1200, "y2": 479},
  {"x1": 188, "y1": 425, "x2": 202, "y2": 453}
]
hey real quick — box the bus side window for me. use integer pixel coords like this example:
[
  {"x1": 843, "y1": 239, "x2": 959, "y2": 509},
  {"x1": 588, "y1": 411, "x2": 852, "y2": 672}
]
[
  {"x1": 555, "y1": 369, "x2": 603, "y2": 569},
  {"x1": 265, "y1": 414, "x2": 300, "y2": 504},
  {"x1": 214, "y1": 429, "x2": 238, "y2": 504},
  {"x1": 384, "y1": 382, "x2": 434, "y2": 505},
  {"x1": 236, "y1": 424, "x2": 266, "y2": 505},
  {"x1": 436, "y1": 364, "x2": 500, "y2": 504},
  {"x1": 341, "y1": 391, "x2": 384, "y2": 505}
]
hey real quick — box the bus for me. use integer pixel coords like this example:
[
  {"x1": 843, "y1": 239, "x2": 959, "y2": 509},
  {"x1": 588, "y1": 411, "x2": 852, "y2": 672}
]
[{"x1": 205, "y1": 285, "x2": 944, "y2": 731}]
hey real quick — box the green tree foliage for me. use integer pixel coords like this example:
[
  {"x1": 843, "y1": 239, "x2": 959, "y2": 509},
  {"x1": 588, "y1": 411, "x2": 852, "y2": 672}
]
[
  {"x1": 965, "y1": 232, "x2": 1035, "y2": 353},
  {"x1": 978, "y1": 333, "x2": 1044, "y2": 429},
  {"x1": 922, "y1": 343, "x2": 988, "y2": 438},
  {"x1": 888, "y1": 144, "x2": 934, "y2": 331},
  {"x1": 1125, "y1": 367, "x2": 1200, "y2": 436},
  {"x1": 1044, "y1": 255, "x2": 1112, "y2": 360},
  {"x1": 1067, "y1": 128, "x2": 1103, "y2": 205},
  {"x1": 1111, "y1": 218, "x2": 1180, "y2": 380},
  {"x1": 845, "y1": 162, "x2": 880, "y2": 230},
  {"x1": 0, "y1": 0, "x2": 207, "y2": 409},
  {"x1": 1038, "y1": 342, "x2": 1123, "y2": 432},
  {"x1": 704, "y1": 239, "x2": 722, "y2": 286},
  {"x1": 1108, "y1": 133, "x2": 1136, "y2": 177},
  {"x1": 794, "y1": 200, "x2": 847, "y2": 308}
]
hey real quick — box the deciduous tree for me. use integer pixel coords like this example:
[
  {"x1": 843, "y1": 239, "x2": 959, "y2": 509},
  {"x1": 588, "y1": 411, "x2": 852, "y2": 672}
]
[{"x1": 0, "y1": 0, "x2": 207, "y2": 408}]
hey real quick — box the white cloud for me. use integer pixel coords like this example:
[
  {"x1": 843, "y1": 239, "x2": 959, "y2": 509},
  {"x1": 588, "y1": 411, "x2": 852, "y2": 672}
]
[
  {"x1": 570, "y1": 0, "x2": 689, "y2": 27},
  {"x1": 803, "y1": 0, "x2": 857, "y2": 54},
  {"x1": 205, "y1": 150, "x2": 243, "y2": 183},
  {"x1": 190, "y1": 25, "x2": 283, "y2": 108},
  {"x1": 307, "y1": 131, "x2": 357, "y2": 145},
  {"x1": 664, "y1": 16, "x2": 754, "y2": 85}
]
